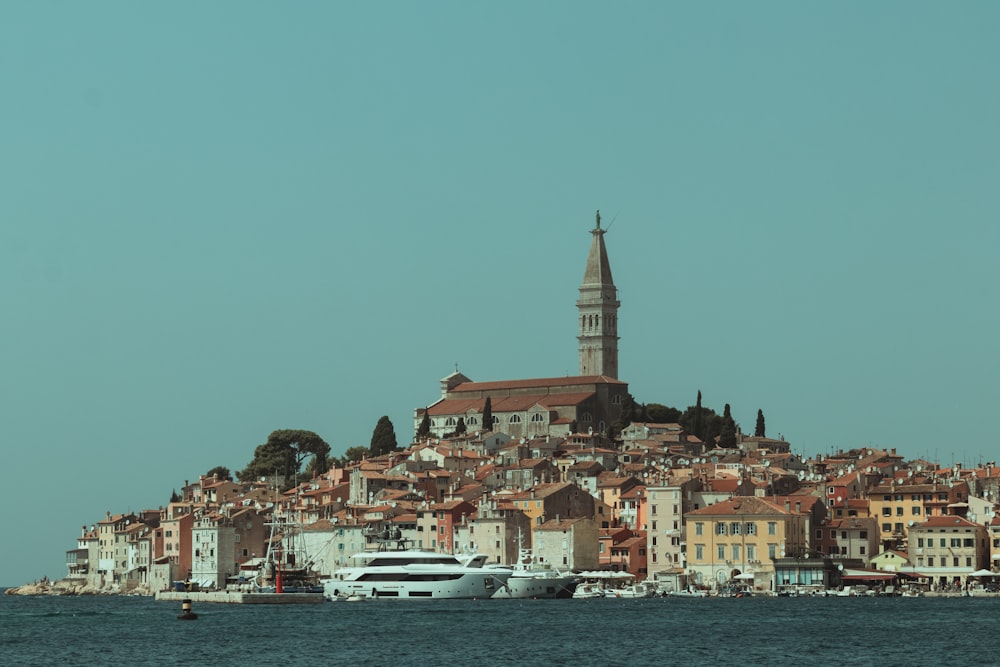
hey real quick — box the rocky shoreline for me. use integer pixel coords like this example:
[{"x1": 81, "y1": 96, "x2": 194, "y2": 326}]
[{"x1": 4, "y1": 579, "x2": 153, "y2": 597}]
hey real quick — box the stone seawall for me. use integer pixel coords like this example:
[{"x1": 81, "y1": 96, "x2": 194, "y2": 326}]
[{"x1": 155, "y1": 591, "x2": 324, "y2": 604}]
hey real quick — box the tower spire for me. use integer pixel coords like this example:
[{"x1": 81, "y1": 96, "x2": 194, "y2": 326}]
[{"x1": 577, "y1": 209, "x2": 620, "y2": 378}]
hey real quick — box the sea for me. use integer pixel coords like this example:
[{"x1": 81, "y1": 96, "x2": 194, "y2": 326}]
[{"x1": 1, "y1": 592, "x2": 997, "y2": 667}]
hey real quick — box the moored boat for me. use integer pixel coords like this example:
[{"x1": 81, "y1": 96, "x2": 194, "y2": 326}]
[{"x1": 324, "y1": 533, "x2": 512, "y2": 600}]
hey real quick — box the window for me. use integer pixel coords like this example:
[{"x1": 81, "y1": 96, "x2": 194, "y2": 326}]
[
  {"x1": 745, "y1": 522, "x2": 756, "y2": 535},
  {"x1": 716, "y1": 522, "x2": 727, "y2": 536},
  {"x1": 896, "y1": 507, "x2": 904, "y2": 516},
  {"x1": 509, "y1": 415, "x2": 522, "y2": 423},
  {"x1": 927, "y1": 557, "x2": 934, "y2": 566},
  {"x1": 492, "y1": 416, "x2": 499, "y2": 424},
  {"x1": 912, "y1": 507, "x2": 921, "y2": 515},
  {"x1": 859, "y1": 546, "x2": 866, "y2": 555},
  {"x1": 467, "y1": 416, "x2": 478, "y2": 425},
  {"x1": 581, "y1": 412, "x2": 593, "y2": 422},
  {"x1": 882, "y1": 523, "x2": 891, "y2": 533},
  {"x1": 768, "y1": 544, "x2": 776, "y2": 559},
  {"x1": 747, "y1": 545, "x2": 756, "y2": 561},
  {"x1": 964, "y1": 538, "x2": 974, "y2": 548},
  {"x1": 732, "y1": 545, "x2": 741, "y2": 561},
  {"x1": 882, "y1": 508, "x2": 891, "y2": 517},
  {"x1": 695, "y1": 522, "x2": 704, "y2": 536},
  {"x1": 599, "y1": 543, "x2": 606, "y2": 553},
  {"x1": 768, "y1": 522, "x2": 777, "y2": 536},
  {"x1": 530, "y1": 413, "x2": 545, "y2": 423},
  {"x1": 718, "y1": 545, "x2": 726, "y2": 560},
  {"x1": 940, "y1": 538, "x2": 946, "y2": 548},
  {"x1": 730, "y1": 522, "x2": 741, "y2": 535},
  {"x1": 695, "y1": 545, "x2": 704, "y2": 560}
]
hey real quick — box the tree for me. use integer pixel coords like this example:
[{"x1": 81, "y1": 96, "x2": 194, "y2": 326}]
[
  {"x1": 337, "y1": 445, "x2": 371, "y2": 468},
  {"x1": 482, "y1": 397, "x2": 493, "y2": 432},
  {"x1": 416, "y1": 409, "x2": 432, "y2": 440},
  {"x1": 370, "y1": 416, "x2": 398, "y2": 456},
  {"x1": 719, "y1": 403, "x2": 738, "y2": 448},
  {"x1": 645, "y1": 403, "x2": 682, "y2": 424},
  {"x1": 238, "y1": 429, "x2": 331, "y2": 488},
  {"x1": 169, "y1": 489, "x2": 181, "y2": 503},
  {"x1": 205, "y1": 466, "x2": 231, "y2": 481},
  {"x1": 455, "y1": 417, "x2": 467, "y2": 435},
  {"x1": 755, "y1": 409, "x2": 766, "y2": 438}
]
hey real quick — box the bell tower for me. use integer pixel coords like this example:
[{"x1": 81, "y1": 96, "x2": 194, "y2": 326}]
[{"x1": 577, "y1": 210, "x2": 620, "y2": 378}]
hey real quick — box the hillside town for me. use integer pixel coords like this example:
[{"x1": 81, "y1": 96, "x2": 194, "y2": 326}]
[{"x1": 15, "y1": 212, "x2": 1000, "y2": 598}]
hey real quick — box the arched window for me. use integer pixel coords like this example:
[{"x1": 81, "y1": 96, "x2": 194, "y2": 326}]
[
  {"x1": 467, "y1": 416, "x2": 478, "y2": 425},
  {"x1": 611, "y1": 394, "x2": 623, "y2": 405},
  {"x1": 445, "y1": 417, "x2": 457, "y2": 427},
  {"x1": 530, "y1": 413, "x2": 545, "y2": 423},
  {"x1": 581, "y1": 412, "x2": 593, "y2": 422},
  {"x1": 598, "y1": 420, "x2": 606, "y2": 433},
  {"x1": 492, "y1": 416, "x2": 500, "y2": 424},
  {"x1": 509, "y1": 415, "x2": 522, "y2": 423}
]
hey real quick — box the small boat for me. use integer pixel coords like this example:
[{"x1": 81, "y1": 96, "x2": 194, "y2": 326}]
[
  {"x1": 611, "y1": 582, "x2": 658, "y2": 598},
  {"x1": 665, "y1": 586, "x2": 708, "y2": 598},
  {"x1": 572, "y1": 581, "x2": 606, "y2": 599}
]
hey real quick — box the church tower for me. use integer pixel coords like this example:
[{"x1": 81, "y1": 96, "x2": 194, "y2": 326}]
[{"x1": 577, "y1": 210, "x2": 620, "y2": 378}]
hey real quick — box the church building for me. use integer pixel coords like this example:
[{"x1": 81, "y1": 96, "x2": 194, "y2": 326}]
[{"x1": 414, "y1": 211, "x2": 629, "y2": 440}]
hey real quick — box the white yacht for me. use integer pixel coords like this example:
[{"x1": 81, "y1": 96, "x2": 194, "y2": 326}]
[
  {"x1": 324, "y1": 537, "x2": 512, "y2": 600},
  {"x1": 488, "y1": 549, "x2": 578, "y2": 599}
]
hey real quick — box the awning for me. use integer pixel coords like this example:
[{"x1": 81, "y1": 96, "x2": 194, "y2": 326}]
[
  {"x1": 734, "y1": 572, "x2": 755, "y2": 580},
  {"x1": 970, "y1": 569, "x2": 998, "y2": 577},
  {"x1": 840, "y1": 569, "x2": 896, "y2": 581}
]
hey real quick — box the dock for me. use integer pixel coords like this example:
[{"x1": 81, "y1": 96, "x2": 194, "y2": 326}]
[{"x1": 156, "y1": 591, "x2": 324, "y2": 604}]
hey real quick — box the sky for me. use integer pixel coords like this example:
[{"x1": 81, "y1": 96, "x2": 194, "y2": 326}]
[{"x1": 2, "y1": 2, "x2": 998, "y2": 585}]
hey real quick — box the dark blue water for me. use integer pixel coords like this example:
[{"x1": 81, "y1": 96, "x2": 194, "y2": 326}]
[{"x1": 1, "y1": 594, "x2": 996, "y2": 666}]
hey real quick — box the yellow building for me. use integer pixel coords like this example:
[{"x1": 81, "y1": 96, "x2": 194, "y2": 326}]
[
  {"x1": 685, "y1": 496, "x2": 809, "y2": 591},
  {"x1": 867, "y1": 481, "x2": 969, "y2": 550}
]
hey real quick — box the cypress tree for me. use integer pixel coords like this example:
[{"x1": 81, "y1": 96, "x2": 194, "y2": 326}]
[
  {"x1": 482, "y1": 397, "x2": 493, "y2": 432},
  {"x1": 417, "y1": 409, "x2": 431, "y2": 440},
  {"x1": 370, "y1": 416, "x2": 398, "y2": 456},
  {"x1": 755, "y1": 409, "x2": 766, "y2": 438},
  {"x1": 719, "y1": 403, "x2": 738, "y2": 448},
  {"x1": 455, "y1": 417, "x2": 467, "y2": 435}
]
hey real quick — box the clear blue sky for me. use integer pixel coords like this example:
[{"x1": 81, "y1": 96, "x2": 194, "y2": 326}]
[{"x1": 2, "y1": 2, "x2": 997, "y2": 585}]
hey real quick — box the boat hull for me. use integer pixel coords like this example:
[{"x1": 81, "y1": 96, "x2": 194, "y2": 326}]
[{"x1": 491, "y1": 574, "x2": 578, "y2": 599}]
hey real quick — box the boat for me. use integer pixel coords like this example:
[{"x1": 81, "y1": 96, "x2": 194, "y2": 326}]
[
  {"x1": 611, "y1": 581, "x2": 658, "y2": 598},
  {"x1": 665, "y1": 586, "x2": 708, "y2": 598},
  {"x1": 250, "y1": 507, "x2": 323, "y2": 594},
  {"x1": 572, "y1": 570, "x2": 634, "y2": 599},
  {"x1": 323, "y1": 530, "x2": 512, "y2": 600},
  {"x1": 487, "y1": 540, "x2": 578, "y2": 599},
  {"x1": 572, "y1": 581, "x2": 606, "y2": 599}
]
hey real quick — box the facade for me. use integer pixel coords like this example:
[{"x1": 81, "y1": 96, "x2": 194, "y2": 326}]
[
  {"x1": 685, "y1": 496, "x2": 809, "y2": 591},
  {"x1": 533, "y1": 517, "x2": 600, "y2": 571},
  {"x1": 908, "y1": 515, "x2": 988, "y2": 588},
  {"x1": 868, "y1": 481, "x2": 969, "y2": 550}
]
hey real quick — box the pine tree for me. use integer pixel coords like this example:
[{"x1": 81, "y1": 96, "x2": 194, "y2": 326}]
[
  {"x1": 370, "y1": 416, "x2": 398, "y2": 456},
  {"x1": 755, "y1": 409, "x2": 766, "y2": 438},
  {"x1": 455, "y1": 417, "x2": 467, "y2": 435},
  {"x1": 482, "y1": 397, "x2": 493, "y2": 432}
]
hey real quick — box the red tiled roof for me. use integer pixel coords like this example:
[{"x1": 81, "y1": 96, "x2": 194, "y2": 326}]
[
  {"x1": 451, "y1": 376, "x2": 625, "y2": 392},
  {"x1": 427, "y1": 392, "x2": 596, "y2": 416}
]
